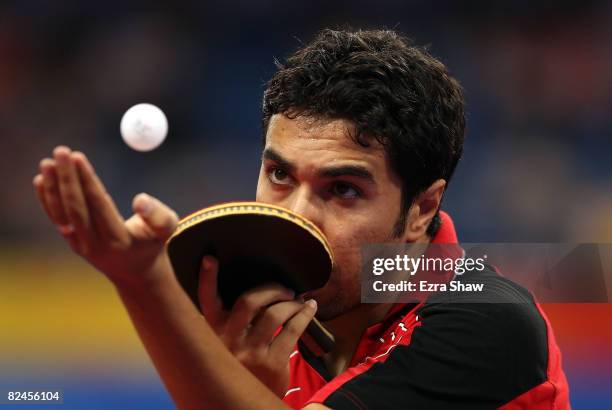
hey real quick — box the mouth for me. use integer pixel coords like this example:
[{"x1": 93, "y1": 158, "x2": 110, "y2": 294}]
[
  {"x1": 298, "y1": 289, "x2": 319, "y2": 302},
  {"x1": 300, "y1": 265, "x2": 340, "y2": 299}
]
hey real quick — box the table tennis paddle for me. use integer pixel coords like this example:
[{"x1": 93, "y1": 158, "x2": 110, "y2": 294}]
[{"x1": 167, "y1": 201, "x2": 335, "y2": 353}]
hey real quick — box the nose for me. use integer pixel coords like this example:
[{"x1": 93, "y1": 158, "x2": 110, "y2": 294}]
[{"x1": 287, "y1": 186, "x2": 324, "y2": 230}]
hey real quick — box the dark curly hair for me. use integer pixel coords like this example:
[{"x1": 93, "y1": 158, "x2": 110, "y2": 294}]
[{"x1": 262, "y1": 29, "x2": 465, "y2": 238}]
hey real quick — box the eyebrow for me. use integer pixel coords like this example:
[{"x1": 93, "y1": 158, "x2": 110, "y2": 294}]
[
  {"x1": 318, "y1": 165, "x2": 375, "y2": 184},
  {"x1": 262, "y1": 147, "x2": 376, "y2": 184},
  {"x1": 262, "y1": 148, "x2": 296, "y2": 173}
]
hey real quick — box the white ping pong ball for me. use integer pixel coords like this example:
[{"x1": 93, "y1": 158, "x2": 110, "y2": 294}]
[{"x1": 120, "y1": 103, "x2": 168, "y2": 151}]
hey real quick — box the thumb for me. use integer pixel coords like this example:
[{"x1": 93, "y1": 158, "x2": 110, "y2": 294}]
[
  {"x1": 132, "y1": 193, "x2": 179, "y2": 240},
  {"x1": 198, "y1": 256, "x2": 226, "y2": 328}
]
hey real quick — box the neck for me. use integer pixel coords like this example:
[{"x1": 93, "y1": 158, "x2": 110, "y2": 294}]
[{"x1": 321, "y1": 302, "x2": 393, "y2": 376}]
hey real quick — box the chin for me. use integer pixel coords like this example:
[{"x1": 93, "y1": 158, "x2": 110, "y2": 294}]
[{"x1": 306, "y1": 281, "x2": 360, "y2": 321}]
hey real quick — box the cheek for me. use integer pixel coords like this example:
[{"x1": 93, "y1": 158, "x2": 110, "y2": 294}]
[
  {"x1": 322, "y1": 191, "x2": 401, "y2": 247},
  {"x1": 255, "y1": 174, "x2": 274, "y2": 202},
  {"x1": 325, "y1": 217, "x2": 393, "y2": 256},
  {"x1": 324, "y1": 220, "x2": 390, "y2": 280},
  {"x1": 323, "y1": 211, "x2": 401, "y2": 283}
]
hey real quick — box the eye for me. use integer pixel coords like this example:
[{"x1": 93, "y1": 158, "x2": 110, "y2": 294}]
[
  {"x1": 332, "y1": 182, "x2": 360, "y2": 199},
  {"x1": 267, "y1": 167, "x2": 292, "y2": 185}
]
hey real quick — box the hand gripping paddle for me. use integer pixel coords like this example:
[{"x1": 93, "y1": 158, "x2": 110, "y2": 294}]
[{"x1": 167, "y1": 201, "x2": 335, "y2": 354}]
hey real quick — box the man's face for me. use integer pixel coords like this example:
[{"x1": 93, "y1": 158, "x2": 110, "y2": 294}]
[{"x1": 256, "y1": 114, "x2": 406, "y2": 320}]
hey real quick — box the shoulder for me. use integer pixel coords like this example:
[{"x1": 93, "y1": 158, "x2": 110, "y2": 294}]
[
  {"x1": 407, "y1": 266, "x2": 550, "y2": 405},
  {"x1": 321, "y1": 266, "x2": 551, "y2": 409},
  {"x1": 417, "y1": 265, "x2": 549, "y2": 367}
]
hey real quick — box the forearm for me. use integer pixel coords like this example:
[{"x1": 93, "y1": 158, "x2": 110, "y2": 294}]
[
  {"x1": 115, "y1": 271, "x2": 290, "y2": 410},
  {"x1": 32, "y1": 147, "x2": 296, "y2": 409}
]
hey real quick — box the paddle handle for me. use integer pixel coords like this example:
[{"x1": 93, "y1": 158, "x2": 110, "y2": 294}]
[{"x1": 301, "y1": 318, "x2": 335, "y2": 355}]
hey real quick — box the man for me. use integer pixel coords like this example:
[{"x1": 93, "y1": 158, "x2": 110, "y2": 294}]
[{"x1": 33, "y1": 29, "x2": 570, "y2": 409}]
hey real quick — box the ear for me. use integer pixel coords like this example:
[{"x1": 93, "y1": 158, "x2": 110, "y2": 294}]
[{"x1": 402, "y1": 179, "x2": 446, "y2": 242}]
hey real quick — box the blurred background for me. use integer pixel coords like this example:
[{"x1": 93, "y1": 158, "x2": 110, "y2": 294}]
[{"x1": 0, "y1": 0, "x2": 611, "y2": 408}]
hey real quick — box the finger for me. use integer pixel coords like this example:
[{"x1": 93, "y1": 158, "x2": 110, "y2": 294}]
[
  {"x1": 132, "y1": 193, "x2": 178, "y2": 240},
  {"x1": 58, "y1": 223, "x2": 81, "y2": 254},
  {"x1": 224, "y1": 284, "x2": 295, "y2": 342},
  {"x1": 198, "y1": 256, "x2": 226, "y2": 329},
  {"x1": 53, "y1": 146, "x2": 94, "y2": 253},
  {"x1": 248, "y1": 300, "x2": 305, "y2": 349},
  {"x1": 72, "y1": 151, "x2": 127, "y2": 243},
  {"x1": 35, "y1": 171, "x2": 80, "y2": 251},
  {"x1": 33, "y1": 174, "x2": 54, "y2": 220},
  {"x1": 39, "y1": 158, "x2": 69, "y2": 225},
  {"x1": 269, "y1": 299, "x2": 317, "y2": 358}
]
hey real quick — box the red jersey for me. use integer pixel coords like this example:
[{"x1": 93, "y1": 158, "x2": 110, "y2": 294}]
[{"x1": 283, "y1": 212, "x2": 570, "y2": 409}]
